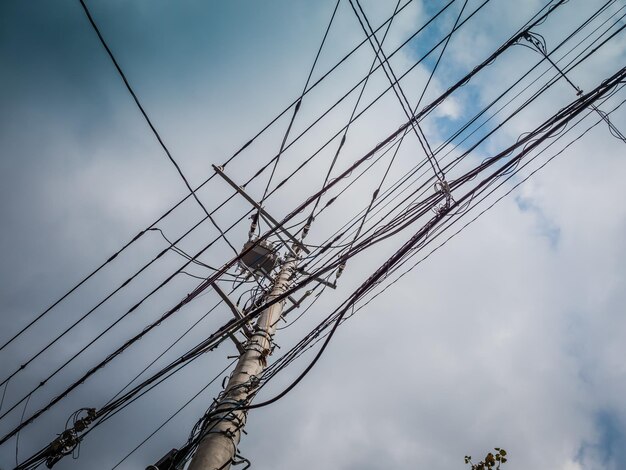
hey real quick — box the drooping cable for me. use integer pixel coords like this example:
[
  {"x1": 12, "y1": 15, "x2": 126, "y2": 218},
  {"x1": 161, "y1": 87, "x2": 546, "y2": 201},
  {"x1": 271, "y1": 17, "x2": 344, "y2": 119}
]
[{"x1": 77, "y1": 0, "x2": 240, "y2": 258}]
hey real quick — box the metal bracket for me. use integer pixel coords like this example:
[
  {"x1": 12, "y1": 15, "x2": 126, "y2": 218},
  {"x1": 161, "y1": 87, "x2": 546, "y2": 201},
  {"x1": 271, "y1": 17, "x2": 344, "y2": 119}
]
[
  {"x1": 282, "y1": 291, "x2": 313, "y2": 317},
  {"x1": 227, "y1": 333, "x2": 246, "y2": 355},
  {"x1": 211, "y1": 282, "x2": 253, "y2": 338},
  {"x1": 296, "y1": 269, "x2": 337, "y2": 289}
]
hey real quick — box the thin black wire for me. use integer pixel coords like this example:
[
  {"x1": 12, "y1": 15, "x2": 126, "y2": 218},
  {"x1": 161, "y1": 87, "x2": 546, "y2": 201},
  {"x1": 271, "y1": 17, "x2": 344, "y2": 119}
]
[
  {"x1": 520, "y1": 4, "x2": 626, "y2": 144},
  {"x1": 344, "y1": 0, "x2": 469, "y2": 256},
  {"x1": 103, "y1": 299, "x2": 225, "y2": 409},
  {"x1": 254, "y1": 80, "x2": 626, "y2": 411},
  {"x1": 14, "y1": 393, "x2": 31, "y2": 468},
  {"x1": 349, "y1": 0, "x2": 446, "y2": 182},
  {"x1": 415, "y1": 0, "x2": 469, "y2": 110},
  {"x1": 77, "y1": 0, "x2": 239, "y2": 257},
  {"x1": 110, "y1": 358, "x2": 237, "y2": 470},
  {"x1": 259, "y1": 0, "x2": 341, "y2": 206},
  {"x1": 307, "y1": 0, "x2": 404, "y2": 221},
  {"x1": 0, "y1": 379, "x2": 8, "y2": 414}
]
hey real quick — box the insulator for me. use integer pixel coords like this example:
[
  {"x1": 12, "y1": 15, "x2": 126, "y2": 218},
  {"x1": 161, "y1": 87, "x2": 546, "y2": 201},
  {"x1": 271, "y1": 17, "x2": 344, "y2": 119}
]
[
  {"x1": 336, "y1": 263, "x2": 346, "y2": 280},
  {"x1": 248, "y1": 213, "x2": 259, "y2": 240}
]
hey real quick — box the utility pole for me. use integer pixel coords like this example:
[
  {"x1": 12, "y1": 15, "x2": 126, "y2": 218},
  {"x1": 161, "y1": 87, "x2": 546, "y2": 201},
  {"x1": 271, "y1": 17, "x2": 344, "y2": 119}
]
[{"x1": 187, "y1": 248, "x2": 300, "y2": 470}]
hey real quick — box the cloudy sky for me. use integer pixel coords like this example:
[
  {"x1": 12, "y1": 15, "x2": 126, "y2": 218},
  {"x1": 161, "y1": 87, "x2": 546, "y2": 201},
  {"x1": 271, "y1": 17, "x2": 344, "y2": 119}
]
[{"x1": 1, "y1": 0, "x2": 626, "y2": 469}]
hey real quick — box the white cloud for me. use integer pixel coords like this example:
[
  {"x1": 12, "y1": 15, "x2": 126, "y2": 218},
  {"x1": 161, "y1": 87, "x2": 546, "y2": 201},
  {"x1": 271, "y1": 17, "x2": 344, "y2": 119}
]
[{"x1": 1, "y1": 1, "x2": 625, "y2": 469}]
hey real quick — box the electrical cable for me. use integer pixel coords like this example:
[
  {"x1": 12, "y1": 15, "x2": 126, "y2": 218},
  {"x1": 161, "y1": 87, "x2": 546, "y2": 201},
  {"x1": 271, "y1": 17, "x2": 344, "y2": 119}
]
[
  {"x1": 357, "y1": 94, "x2": 626, "y2": 314},
  {"x1": 0, "y1": 0, "x2": 422, "y2": 352},
  {"x1": 77, "y1": 0, "x2": 241, "y2": 259}
]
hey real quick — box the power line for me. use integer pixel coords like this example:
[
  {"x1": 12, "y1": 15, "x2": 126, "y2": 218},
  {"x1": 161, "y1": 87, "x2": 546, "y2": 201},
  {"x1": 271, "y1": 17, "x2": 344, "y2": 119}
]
[
  {"x1": 251, "y1": 73, "x2": 626, "y2": 415},
  {"x1": 352, "y1": 87, "x2": 626, "y2": 317},
  {"x1": 7, "y1": 0, "x2": 612, "y2": 464},
  {"x1": 77, "y1": 0, "x2": 212, "y2": 219},
  {"x1": 302, "y1": 0, "x2": 596, "y2": 275},
  {"x1": 349, "y1": 0, "x2": 447, "y2": 183}
]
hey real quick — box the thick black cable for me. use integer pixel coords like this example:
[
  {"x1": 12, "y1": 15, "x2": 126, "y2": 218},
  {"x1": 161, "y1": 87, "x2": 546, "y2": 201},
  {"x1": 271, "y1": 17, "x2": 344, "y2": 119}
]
[
  {"x1": 288, "y1": 65, "x2": 626, "y2": 352},
  {"x1": 353, "y1": 89, "x2": 626, "y2": 314},
  {"x1": 255, "y1": 84, "x2": 626, "y2": 406},
  {"x1": 396, "y1": 107, "x2": 624, "y2": 299}
]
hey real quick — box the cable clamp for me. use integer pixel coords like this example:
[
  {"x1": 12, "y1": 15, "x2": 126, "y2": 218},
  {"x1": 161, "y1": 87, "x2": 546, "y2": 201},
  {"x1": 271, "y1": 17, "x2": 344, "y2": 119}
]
[
  {"x1": 433, "y1": 179, "x2": 452, "y2": 214},
  {"x1": 45, "y1": 408, "x2": 97, "y2": 467}
]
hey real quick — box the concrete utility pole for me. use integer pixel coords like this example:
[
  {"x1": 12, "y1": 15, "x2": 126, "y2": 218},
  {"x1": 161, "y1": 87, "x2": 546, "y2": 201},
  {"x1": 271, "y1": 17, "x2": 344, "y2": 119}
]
[{"x1": 188, "y1": 250, "x2": 299, "y2": 470}]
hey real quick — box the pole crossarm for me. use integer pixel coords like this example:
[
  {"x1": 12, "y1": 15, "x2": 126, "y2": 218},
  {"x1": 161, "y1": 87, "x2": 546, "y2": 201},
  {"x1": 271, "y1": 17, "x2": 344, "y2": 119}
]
[{"x1": 213, "y1": 165, "x2": 310, "y2": 254}]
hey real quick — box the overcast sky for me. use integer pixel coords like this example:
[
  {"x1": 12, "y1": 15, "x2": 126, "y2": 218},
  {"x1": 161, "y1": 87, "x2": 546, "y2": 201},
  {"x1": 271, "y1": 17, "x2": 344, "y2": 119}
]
[{"x1": 1, "y1": 1, "x2": 626, "y2": 469}]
